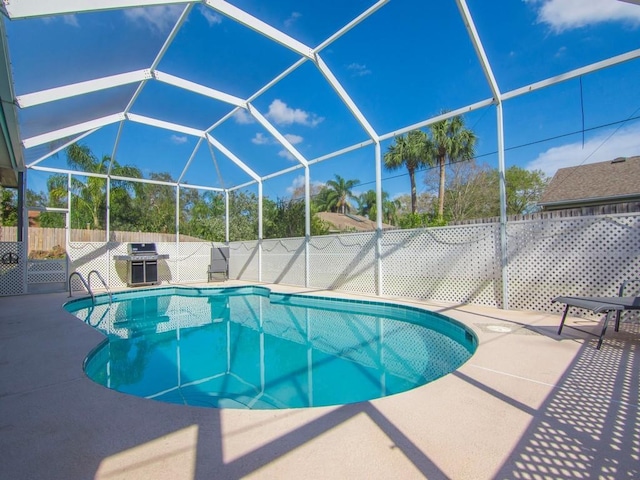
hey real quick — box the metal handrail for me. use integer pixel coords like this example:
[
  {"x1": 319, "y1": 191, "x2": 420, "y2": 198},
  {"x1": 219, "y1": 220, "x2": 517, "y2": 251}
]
[
  {"x1": 88, "y1": 270, "x2": 112, "y2": 304},
  {"x1": 68, "y1": 271, "x2": 94, "y2": 302}
]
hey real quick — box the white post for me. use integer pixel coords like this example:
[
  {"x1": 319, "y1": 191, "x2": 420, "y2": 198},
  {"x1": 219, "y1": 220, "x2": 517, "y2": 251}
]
[
  {"x1": 66, "y1": 173, "x2": 71, "y2": 247},
  {"x1": 175, "y1": 184, "x2": 180, "y2": 283},
  {"x1": 258, "y1": 182, "x2": 263, "y2": 282},
  {"x1": 106, "y1": 176, "x2": 111, "y2": 285},
  {"x1": 224, "y1": 189, "x2": 230, "y2": 244},
  {"x1": 305, "y1": 166, "x2": 311, "y2": 288},
  {"x1": 496, "y1": 104, "x2": 509, "y2": 309},
  {"x1": 375, "y1": 141, "x2": 383, "y2": 296}
]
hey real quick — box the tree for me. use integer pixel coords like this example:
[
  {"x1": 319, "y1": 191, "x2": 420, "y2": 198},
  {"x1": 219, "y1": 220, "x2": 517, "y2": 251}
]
[
  {"x1": 381, "y1": 198, "x2": 402, "y2": 226},
  {"x1": 228, "y1": 190, "x2": 258, "y2": 241},
  {"x1": 63, "y1": 143, "x2": 143, "y2": 230},
  {"x1": 180, "y1": 190, "x2": 225, "y2": 241},
  {"x1": 428, "y1": 115, "x2": 476, "y2": 219},
  {"x1": 263, "y1": 197, "x2": 329, "y2": 239},
  {"x1": 0, "y1": 187, "x2": 18, "y2": 226},
  {"x1": 394, "y1": 192, "x2": 435, "y2": 217},
  {"x1": 312, "y1": 186, "x2": 336, "y2": 212},
  {"x1": 136, "y1": 172, "x2": 176, "y2": 234},
  {"x1": 425, "y1": 162, "x2": 550, "y2": 221},
  {"x1": 27, "y1": 175, "x2": 67, "y2": 228},
  {"x1": 356, "y1": 189, "x2": 401, "y2": 225},
  {"x1": 325, "y1": 174, "x2": 359, "y2": 214},
  {"x1": 425, "y1": 160, "x2": 497, "y2": 221},
  {"x1": 384, "y1": 130, "x2": 432, "y2": 214},
  {"x1": 355, "y1": 189, "x2": 377, "y2": 218},
  {"x1": 502, "y1": 166, "x2": 549, "y2": 214}
]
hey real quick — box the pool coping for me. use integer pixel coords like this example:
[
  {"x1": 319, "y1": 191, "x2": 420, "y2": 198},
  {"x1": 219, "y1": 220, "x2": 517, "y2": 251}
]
[{"x1": 1, "y1": 281, "x2": 638, "y2": 479}]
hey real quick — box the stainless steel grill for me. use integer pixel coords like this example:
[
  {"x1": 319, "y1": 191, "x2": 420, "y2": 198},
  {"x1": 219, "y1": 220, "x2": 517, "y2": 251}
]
[{"x1": 114, "y1": 243, "x2": 168, "y2": 287}]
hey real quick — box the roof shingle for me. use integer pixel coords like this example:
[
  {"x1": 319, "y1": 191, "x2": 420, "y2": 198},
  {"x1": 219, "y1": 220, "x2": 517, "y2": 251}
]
[{"x1": 539, "y1": 156, "x2": 640, "y2": 206}]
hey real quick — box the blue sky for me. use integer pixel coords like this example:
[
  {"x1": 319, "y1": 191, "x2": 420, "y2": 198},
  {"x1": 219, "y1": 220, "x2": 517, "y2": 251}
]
[{"x1": 5, "y1": 0, "x2": 640, "y2": 204}]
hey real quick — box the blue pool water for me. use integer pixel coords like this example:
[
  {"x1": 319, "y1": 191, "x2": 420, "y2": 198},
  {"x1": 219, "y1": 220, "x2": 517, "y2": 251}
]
[{"x1": 65, "y1": 286, "x2": 476, "y2": 410}]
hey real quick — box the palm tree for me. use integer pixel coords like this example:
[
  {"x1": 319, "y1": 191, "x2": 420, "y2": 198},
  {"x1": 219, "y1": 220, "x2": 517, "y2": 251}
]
[
  {"x1": 428, "y1": 115, "x2": 476, "y2": 219},
  {"x1": 325, "y1": 174, "x2": 359, "y2": 214},
  {"x1": 382, "y1": 197, "x2": 401, "y2": 225},
  {"x1": 356, "y1": 189, "x2": 377, "y2": 218},
  {"x1": 64, "y1": 143, "x2": 142, "y2": 229},
  {"x1": 313, "y1": 186, "x2": 337, "y2": 212},
  {"x1": 383, "y1": 130, "x2": 431, "y2": 214},
  {"x1": 356, "y1": 189, "x2": 400, "y2": 225}
]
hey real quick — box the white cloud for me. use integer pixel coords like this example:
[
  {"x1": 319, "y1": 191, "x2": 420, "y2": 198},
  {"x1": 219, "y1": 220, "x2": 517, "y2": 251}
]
[
  {"x1": 251, "y1": 133, "x2": 270, "y2": 145},
  {"x1": 346, "y1": 63, "x2": 372, "y2": 77},
  {"x1": 170, "y1": 134, "x2": 188, "y2": 145},
  {"x1": 201, "y1": 8, "x2": 222, "y2": 26},
  {"x1": 233, "y1": 109, "x2": 255, "y2": 124},
  {"x1": 286, "y1": 175, "x2": 324, "y2": 195},
  {"x1": 284, "y1": 133, "x2": 303, "y2": 145},
  {"x1": 278, "y1": 149, "x2": 296, "y2": 161},
  {"x1": 527, "y1": 0, "x2": 640, "y2": 33},
  {"x1": 124, "y1": 5, "x2": 183, "y2": 34},
  {"x1": 63, "y1": 15, "x2": 80, "y2": 27},
  {"x1": 266, "y1": 99, "x2": 324, "y2": 127},
  {"x1": 525, "y1": 124, "x2": 640, "y2": 177},
  {"x1": 284, "y1": 12, "x2": 302, "y2": 28},
  {"x1": 42, "y1": 14, "x2": 79, "y2": 27},
  {"x1": 554, "y1": 46, "x2": 567, "y2": 58}
]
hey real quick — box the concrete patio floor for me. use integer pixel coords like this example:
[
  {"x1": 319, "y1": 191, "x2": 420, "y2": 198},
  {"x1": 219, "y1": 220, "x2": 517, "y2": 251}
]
[{"x1": 1, "y1": 283, "x2": 638, "y2": 480}]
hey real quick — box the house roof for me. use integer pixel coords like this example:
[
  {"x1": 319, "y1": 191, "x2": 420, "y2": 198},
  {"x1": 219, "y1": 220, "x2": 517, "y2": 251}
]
[
  {"x1": 316, "y1": 212, "x2": 394, "y2": 233},
  {"x1": 539, "y1": 156, "x2": 640, "y2": 208}
]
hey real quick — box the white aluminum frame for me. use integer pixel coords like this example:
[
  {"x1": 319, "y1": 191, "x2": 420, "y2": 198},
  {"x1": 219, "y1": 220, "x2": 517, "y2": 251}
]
[{"x1": 5, "y1": 1, "x2": 639, "y2": 307}]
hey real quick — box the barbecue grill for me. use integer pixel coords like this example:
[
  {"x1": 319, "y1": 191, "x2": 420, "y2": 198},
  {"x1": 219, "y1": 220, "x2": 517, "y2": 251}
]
[{"x1": 114, "y1": 243, "x2": 169, "y2": 287}]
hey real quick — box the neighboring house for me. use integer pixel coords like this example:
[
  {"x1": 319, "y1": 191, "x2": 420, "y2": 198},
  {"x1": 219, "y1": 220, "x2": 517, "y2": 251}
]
[
  {"x1": 316, "y1": 212, "x2": 394, "y2": 233},
  {"x1": 538, "y1": 156, "x2": 640, "y2": 211}
]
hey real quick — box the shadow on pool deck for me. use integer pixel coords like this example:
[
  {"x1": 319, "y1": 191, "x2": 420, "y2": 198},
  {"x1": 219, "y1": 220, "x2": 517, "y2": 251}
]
[{"x1": 0, "y1": 287, "x2": 638, "y2": 479}]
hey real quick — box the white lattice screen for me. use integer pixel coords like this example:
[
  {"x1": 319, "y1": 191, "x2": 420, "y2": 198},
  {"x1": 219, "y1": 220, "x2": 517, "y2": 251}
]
[
  {"x1": 381, "y1": 225, "x2": 502, "y2": 306},
  {"x1": 6, "y1": 214, "x2": 640, "y2": 319},
  {"x1": 229, "y1": 240, "x2": 259, "y2": 282},
  {"x1": 261, "y1": 237, "x2": 306, "y2": 285},
  {"x1": 0, "y1": 242, "x2": 26, "y2": 296},
  {"x1": 308, "y1": 233, "x2": 377, "y2": 294},
  {"x1": 175, "y1": 242, "x2": 211, "y2": 284},
  {"x1": 26, "y1": 259, "x2": 67, "y2": 284},
  {"x1": 68, "y1": 242, "x2": 109, "y2": 292},
  {"x1": 507, "y1": 215, "x2": 640, "y2": 315}
]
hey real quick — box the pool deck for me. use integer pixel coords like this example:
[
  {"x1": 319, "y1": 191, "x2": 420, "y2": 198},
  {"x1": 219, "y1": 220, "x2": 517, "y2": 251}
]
[{"x1": 1, "y1": 282, "x2": 639, "y2": 480}]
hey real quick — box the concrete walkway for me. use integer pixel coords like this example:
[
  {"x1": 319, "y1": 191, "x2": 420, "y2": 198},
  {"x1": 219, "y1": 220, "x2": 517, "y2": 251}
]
[{"x1": 1, "y1": 284, "x2": 638, "y2": 479}]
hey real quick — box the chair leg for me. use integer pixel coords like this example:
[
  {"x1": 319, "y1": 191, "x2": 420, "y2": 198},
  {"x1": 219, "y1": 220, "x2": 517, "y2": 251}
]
[
  {"x1": 596, "y1": 310, "x2": 614, "y2": 350},
  {"x1": 557, "y1": 304, "x2": 570, "y2": 335},
  {"x1": 614, "y1": 310, "x2": 622, "y2": 332}
]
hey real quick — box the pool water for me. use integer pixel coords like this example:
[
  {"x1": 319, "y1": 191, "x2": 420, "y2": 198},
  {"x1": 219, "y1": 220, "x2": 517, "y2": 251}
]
[{"x1": 66, "y1": 286, "x2": 476, "y2": 410}]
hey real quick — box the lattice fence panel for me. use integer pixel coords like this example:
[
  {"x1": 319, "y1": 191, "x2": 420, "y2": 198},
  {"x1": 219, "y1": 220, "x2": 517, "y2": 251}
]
[
  {"x1": 155, "y1": 242, "x2": 178, "y2": 284},
  {"x1": 261, "y1": 237, "x2": 306, "y2": 286},
  {"x1": 0, "y1": 242, "x2": 25, "y2": 296},
  {"x1": 26, "y1": 259, "x2": 67, "y2": 283},
  {"x1": 68, "y1": 242, "x2": 109, "y2": 292},
  {"x1": 508, "y1": 214, "x2": 640, "y2": 316},
  {"x1": 229, "y1": 240, "x2": 259, "y2": 282},
  {"x1": 107, "y1": 242, "x2": 129, "y2": 289},
  {"x1": 309, "y1": 233, "x2": 377, "y2": 294},
  {"x1": 381, "y1": 226, "x2": 502, "y2": 306},
  {"x1": 175, "y1": 242, "x2": 211, "y2": 284}
]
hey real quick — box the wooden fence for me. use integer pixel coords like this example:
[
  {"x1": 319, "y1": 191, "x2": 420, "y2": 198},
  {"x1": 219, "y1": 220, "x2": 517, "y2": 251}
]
[{"x1": 0, "y1": 227, "x2": 205, "y2": 251}]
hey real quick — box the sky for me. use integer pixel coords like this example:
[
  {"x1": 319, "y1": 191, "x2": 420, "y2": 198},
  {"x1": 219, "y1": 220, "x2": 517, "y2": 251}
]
[{"x1": 5, "y1": 0, "x2": 640, "y2": 204}]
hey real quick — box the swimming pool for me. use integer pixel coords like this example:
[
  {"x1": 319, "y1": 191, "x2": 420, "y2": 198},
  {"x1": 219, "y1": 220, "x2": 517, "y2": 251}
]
[{"x1": 65, "y1": 286, "x2": 477, "y2": 410}]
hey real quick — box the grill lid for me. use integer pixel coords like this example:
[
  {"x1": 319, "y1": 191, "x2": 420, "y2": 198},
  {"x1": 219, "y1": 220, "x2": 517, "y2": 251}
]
[{"x1": 128, "y1": 243, "x2": 158, "y2": 255}]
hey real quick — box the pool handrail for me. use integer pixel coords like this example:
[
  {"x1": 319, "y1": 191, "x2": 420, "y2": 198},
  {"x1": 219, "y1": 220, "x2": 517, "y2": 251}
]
[
  {"x1": 68, "y1": 271, "x2": 94, "y2": 302},
  {"x1": 88, "y1": 270, "x2": 113, "y2": 304}
]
